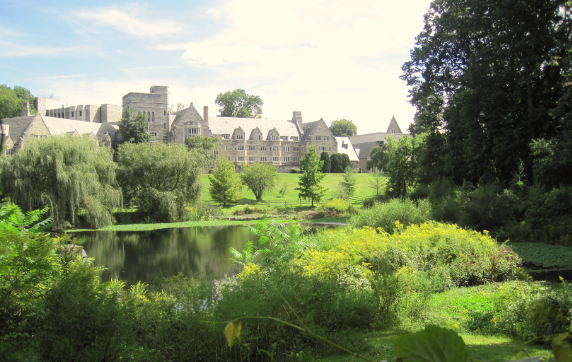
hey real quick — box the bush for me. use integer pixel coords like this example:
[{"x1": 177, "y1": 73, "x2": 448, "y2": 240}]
[
  {"x1": 409, "y1": 184, "x2": 430, "y2": 201},
  {"x1": 290, "y1": 167, "x2": 301, "y2": 173},
  {"x1": 320, "y1": 198, "x2": 350, "y2": 214},
  {"x1": 350, "y1": 198, "x2": 432, "y2": 234},
  {"x1": 233, "y1": 205, "x2": 268, "y2": 215},
  {"x1": 187, "y1": 201, "x2": 222, "y2": 221}
]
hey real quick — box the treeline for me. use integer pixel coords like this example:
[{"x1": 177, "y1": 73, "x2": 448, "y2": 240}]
[{"x1": 364, "y1": 0, "x2": 572, "y2": 245}]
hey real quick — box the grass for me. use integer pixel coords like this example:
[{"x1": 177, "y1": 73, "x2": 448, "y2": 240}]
[
  {"x1": 505, "y1": 241, "x2": 572, "y2": 268},
  {"x1": 67, "y1": 219, "x2": 288, "y2": 232},
  {"x1": 200, "y1": 173, "x2": 383, "y2": 213}
]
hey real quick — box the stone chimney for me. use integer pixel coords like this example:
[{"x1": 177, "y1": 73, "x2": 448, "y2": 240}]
[
  {"x1": 21, "y1": 102, "x2": 31, "y2": 116},
  {"x1": 203, "y1": 106, "x2": 209, "y2": 125}
]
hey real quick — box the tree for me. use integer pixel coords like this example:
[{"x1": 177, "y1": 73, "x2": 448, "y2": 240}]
[
  {"x1": 329, "y1": 119, "x2": 357, "y2": 137},
  {"x1": 117, "y1": 142, "x2": 206, "y2": 222},
  {"x1": 0, "y1": 135, "x2": 121, "y2": 230},
  {"x1": 215, "y1": 89, "x2": 263, "y2": 118},
  {"x1": 385, "y1": 136, "x2": 420, "y2": 196},
  {"x1": 118, "y1": 107, "x2": 151, "y2": 144},
  {"x1": 240, "y1": 163, "x2": 278, "y2": 201},
  {"x1": 330, "y1": 153, "x2": 351, "y2": 173},
  {"x1": 185, "y1": 136, "x2": 222, "y2": 162},
  {"x1": 320, "y1": 152, "x2": 331, "y2": 173},
  {"x1": 369, "y1": 169, "x2": 386, "y2": 196},
  {"x1": 367, "y1": 145, "x2": 389, "y2": 172},
  {"x1": 340, "y1": 166, "x2": 356, "y2": 198},
  {"x1": 401, "y1": 0, "x2": 572, "y2": 186},
  {"x1": 296, "y1": 146, "x2": 327, "y2": 207},
  {"x1": 209, "y1": 159, "x2": 243, "y2": 206},
  {"x1": 0, "y1": 85, "x2": 37, "y2": 118}
]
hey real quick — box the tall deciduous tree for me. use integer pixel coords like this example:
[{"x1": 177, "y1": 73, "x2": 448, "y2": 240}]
[
  {"x1": 117, "y1": 142, "x2": 206, "y2": 222},
  {"x1": 330, "y1": 153, "x2": 352, "y2": 173},
  {"x1": 0, "y1": 85, "x2": 37, "y2": 118},
  {"x1": 296, "y1": 146, "x2": 327, "y2": 207},
  {"x1": 0, "y1": 135, "x2": 121, "y2": 230},
  {"x1": 367, "y1": 146, "x2": 389, "y2": 172},
  {"x1": 329, "y1": 119, "x2": 357, "y2": 137},
  {"x1": 401, "y1": 0, "x2": 572, "y2": 186},
  {"x1": 215, "y1": 89, "x2": 263, "y2": 118},
  {"x1": 118, "y1": 107, "x2": 151, "y2": 144},
  {"x1": 385, "y1": 136, "x2": 420, "y2": 196},
  {"x1": 185, "y1": 135, "x2": 222, "y2": 162},
  {"x1": 209, "y1": 159, "x2": 243, "y2": 206},
  {"x1": 241, "y1": 163, "x2": 278, "y2": 201},
  {"x1": 320, "y1": 151, "x2": 331, "y2": 173}
]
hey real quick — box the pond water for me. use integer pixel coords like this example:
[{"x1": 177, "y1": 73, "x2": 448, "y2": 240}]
[{"x1": 72, "y1": 226, "x2": 257, "y2": 286}]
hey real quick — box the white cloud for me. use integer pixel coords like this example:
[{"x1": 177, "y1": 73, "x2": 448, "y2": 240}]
[
  {"x1": 0, "y1": 39, "x2": 78, "y2": 57},
  {"x1": 39, "y1": 73, "x2": 91, "y2": 80},
  {"x1": 72, "y1": 5, "x2": 182, "y2": 38},
  {"x1": 170, "y1": 0, "x2": 432, "y2": 133}
]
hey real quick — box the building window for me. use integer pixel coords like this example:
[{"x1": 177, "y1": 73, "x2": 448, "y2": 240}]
[
  {"x1": 252, "y1": 135, "x2": 261, "y2": 140},
  {"x1": 224, "y1": 145, "x2": 229, "y2": 150},
  {"x1": 281, "y1": 136, "x2": 288, "y2": 141},
  {"x1": 272, "y1": 146, "x2": 279, "y2": 151},
  {"x1": 148, "y1": 112, "x2": 151, "y2": 122},
  {"x1": 163, "y1": 123, "x2": 167, "y2": 129},
  {"x1": 315, "y1": 136, "x2": 321, "y2": 140},
  {"x1": 273, "y1": 157, "x2": 280, "y2": 162},
  {"x1": 324, "y1": 136, "x2": 329, "y2": 141},
  {"x1": 283, "y1": 157, "x2": 290, "y2": 162},
  {"x1": 237, "y1": 145, "x2": 244, "y2": 151},
  {"x1": 71, "y1": 111, "x2": 74, "y2": 117},
  {"x1": 152, "y1": 112, "x2": 155, "y2": 122},
  {"x1": 329, "y1": 147, "x2": 332, "y2": 151},
  {"x1": 228, "y1": 156, "x2": 232, "y2": 161},
  {"x1": 79, "y1": 111, "x2": 82, "y2": 117},
  {"x1": 58, "y1": 113, "x2": 60, "y2": 118},
  {"x1": 291, "y1": 136, "x2": 299, "y2": 141},
  {"x1": 185, "y1": 128, "x2": 200, "y2": 138},
  {"x1": 260, "y1": 157, "x2": 267, "y2": 162},
  {"x1": 284, "y1": 146, "x2": 290, "y2": 151},
  {"x1": 237, "y1": 156, "x2": 245, "y2": 162},
  {"x1": 271, "y1": 135, "x2": 279, "y2": 141},
  {"x1": 248, "y1": 145, "x2": 255, "y2": 151},
  {"x1": 260, "y1": 146, "x2": 267, "y2": 151},
  {"x1": 249, "y1": 157, "x2": 255, "y2": 162},
  {"x1": 164, "y1": 110, "x2": 167, "y2": 116},
  {"x1": 235, "y1": 134, "x2": 244, "y2": 140},
  {"x1": 293, "y1": 157, "x2": 299, "y2": 162},
  {"x1": 149, "y1": 131, "x2": 158, "y2": 137},
  {"x1": 163, "y1": 136, "x2": 168, "y2": 142},
  {"x1": 292, "y1": 146, "x2": 299, "y2": 151},
  {"x1": 222, "y1": 134, "x2": 230, "y2": 139}
]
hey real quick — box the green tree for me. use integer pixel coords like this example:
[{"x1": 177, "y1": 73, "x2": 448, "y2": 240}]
[
  {"x1": 369, "y1": 169, "x2": 386, "y2": 196},
  {"x1": 401, "y1": 0, "x2": 572, "y2": 186},
  {"x1": 240, "y1": 162, "x2": 278, "y2": 201},
  {"x1": 330, "y1": 153, "x2": 352, "y2": 173},
  {"x1": 215, "y1": 89, "x2": 263, "y2": 118},
  {"x1": 320, "y1": 151, "x2": 331, "y2": 173},
  {"x1": 296, "y1": 146, "x2": 327, "y2": 207},
  {"x1": 0, "y1": 135, "x2": 121, "y2": 230},
  {"x1": 118, "y1": 107, "x2": 151, "y2": 144},
  {"x1": 385, "y1": 136, "x2": 420, "y2": 196},
  {"x1": 340, "y1": 166, "x2": 356, "y2": 197},
  {"x1": 367, "y1": 146, "x2": 389, "y2": 172},
  {"x1": 329, "y1": 119, "x2": 357, "y2": 137},
  {"x1": 117, "y1": 142, "x2": 206, "y2": 222},
  {"x1": 209, "y1": 159, "x2": 243, "y2": 206},
  {"x1": 185, "y1": 136, "x2": 222, "y2": 162},
  {"x1": 0, "y1": 85, "x2": 37, "y2": 118}
]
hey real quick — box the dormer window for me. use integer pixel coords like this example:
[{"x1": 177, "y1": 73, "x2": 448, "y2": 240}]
[
  {"x1": 271, "y1": 135, "x2": 279, "y2": 141},
  {"x1": 281, "y1": 136, "x2": 288, "y2": 141},
  {"x1": 291, "y1": 136, "x2": 299, "y2": 141},
  {"x1": 252, "y1": 135, "x2": 261, "y2": 140},
  {"x1": 315, "y1": 136, "x2": 321, "y2": 140},
  {"x1": 236, "y1": 134, "x2": 244, "y2": 140},
  {"x1": 222, "y1": 134, "x2": 230, "y2": 139}
]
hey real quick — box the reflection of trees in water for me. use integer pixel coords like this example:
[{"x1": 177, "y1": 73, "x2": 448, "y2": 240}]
[{"x1": 74, "y1": 226, "x2": 256, "y2": 286}]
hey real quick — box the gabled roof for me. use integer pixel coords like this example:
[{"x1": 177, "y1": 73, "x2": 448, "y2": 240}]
[
  {"x1": 301, "y1": 119, "x2": 323, "y2": 142},
  {"x1": 386, "y1": 116, "x2": 403, "y2": 133},
  {"x1": 208, "y1": 117, "x2": 300, "y2": 138},
  {"x1": 335, "y1": 136, "x2": 359, "y2": 162}
]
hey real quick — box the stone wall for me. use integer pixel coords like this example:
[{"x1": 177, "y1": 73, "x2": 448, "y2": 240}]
[
  {"x1": 123, "y1": 86, "x2": 170, "y2": 142},
  {"x1": 35, "y1": 98, "x2": 65, "y2": 116},
  {"x1": 101, "y1": 104, "x2": 122, "y2": 122}
]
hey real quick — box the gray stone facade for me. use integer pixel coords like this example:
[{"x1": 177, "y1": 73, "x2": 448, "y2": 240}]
[
  {"x1": 123, "y1": 86, "x2": 170, "y2": 142},
  {"x1": 37, "y1": 97, "x2": 122, "y2": 123}
]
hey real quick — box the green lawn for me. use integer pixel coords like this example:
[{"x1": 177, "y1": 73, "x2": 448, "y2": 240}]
[{"x1": 200, "y1": 172, "x2": 384, "y2": 211}]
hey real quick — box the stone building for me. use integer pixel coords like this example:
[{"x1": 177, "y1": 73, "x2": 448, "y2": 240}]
[
  {"x1": 123, "y1": 86, "x2": 170, "y2": 142},
  {"x1": 169, "y1": 103, "x2": 338, "y2": 172},
  {"x1": 349, "y1": 116, "x2": 408, "y2": 171},
  {"x1": 36, "y1": 97, "x2": 122, "y2": 123}
]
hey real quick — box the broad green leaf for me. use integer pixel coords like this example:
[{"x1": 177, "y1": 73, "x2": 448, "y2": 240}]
[
  {"x1": 224, "y1": 321, "x2": 242, "y2": 349},
  {"x1": 393, "y1": 325, "x2": 467, "y2": 362}
]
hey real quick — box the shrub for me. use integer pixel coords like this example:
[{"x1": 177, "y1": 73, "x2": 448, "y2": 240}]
[
  {"x1": 350, "y1": 198, "x2": 432, "y2": 234},
  {"x1": 187, "y1": 201, "x2": 222, "y2": 221},
  {"x1": 409, "y1": 183, "x2": 430, "y2": 201},
  {"x1": 290, "y1": 167, "x2": 301, "y2": 173},
  {"x1": 320, "y1": 198, "x2": 350, "y2": 214},
  {"x1": 233, "y1": 205, "x2": 268, "y2": 215}
]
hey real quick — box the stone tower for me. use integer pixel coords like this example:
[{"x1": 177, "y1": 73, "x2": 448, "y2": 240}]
[{"x1": 122, "y1": 86, "x2": 170, "y2": 142}]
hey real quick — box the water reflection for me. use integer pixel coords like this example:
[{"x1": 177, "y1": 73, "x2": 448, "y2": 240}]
[{"x1": 72, "y1": 226, "x2": 256, "y2": 286}]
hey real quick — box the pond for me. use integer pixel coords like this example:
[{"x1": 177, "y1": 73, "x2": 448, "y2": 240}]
[{"x1": 72, "y1": 226, "x2": 257, "y2": 286}]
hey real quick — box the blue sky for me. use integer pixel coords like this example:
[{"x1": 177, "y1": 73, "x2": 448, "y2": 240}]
[{"x1": 0, "y1": 0, "x2": 432, "y2": 134}]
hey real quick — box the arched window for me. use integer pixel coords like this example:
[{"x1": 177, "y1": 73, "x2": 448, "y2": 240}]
[
  {"x1": 152, "y1": 112, "x2": 155, "y2": 122},
  {"x1": 148, "y1": 112, "x2": 151, "y2": 122}
]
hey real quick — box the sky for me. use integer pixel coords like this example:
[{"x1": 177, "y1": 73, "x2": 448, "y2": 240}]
[{"x1": 0, "y1": 0, "x2": 433, "y2": 134}]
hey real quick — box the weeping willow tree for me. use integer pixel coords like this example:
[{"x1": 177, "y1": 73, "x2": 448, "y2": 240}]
[{"x1": 0, "y1": 135, "x2": 121, "y2": 231}]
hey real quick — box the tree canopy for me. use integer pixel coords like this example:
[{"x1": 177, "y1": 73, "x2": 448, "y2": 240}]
[
  {"x1": 240, "y1": 162, "x2": 278, "y2": 201},
  {"x1": 0, "y1": 85, "x2": 37, "y2": 118},
  {"x1": 330, "y1": 153, "x2": 351, "y2": 173},
  {"x1": 215, "y1": 89, "x2": 263, "y2": 118},
  {"x1": 0, "y1": 135, "x2": 121, "y2": 230},
  {"x1": 329, "y1": 119, "x2": 357, "y2": 137},
  {"x1": 367, "y1": 145, "x2": 389, "y2": 172},
  {"x1": 296, "y1": 146, "x2": 327, "y2": 207},
  {"x1": 320, "y1": 152, "x2": 331, "y2": 173},
  {"x1": 209, "y1": 159, "x2": 243, "y2": 206},
  {"x1": 118, "y1": 107, "x2": 151, "y2": 144},
  {"x1": 117, "y1": 142, "x2": 206, "y2": 222},
  {"x1": 401, "y1": 0, "x2": 572, "y2": 187}
]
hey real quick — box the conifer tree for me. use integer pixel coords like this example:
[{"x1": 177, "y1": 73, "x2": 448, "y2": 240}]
[
  {"x1": 320, "y1": 151, "x2": 331, "y2": 173},
  {"x1": 208, "y1": 159, "x2": 243, "y2": 206},
  {"x1": 296, "y1": 146, "x2": 327, "y2": 207},
  {"x1": 341, "y1": 166, "x2": 356, "y2": 197}
]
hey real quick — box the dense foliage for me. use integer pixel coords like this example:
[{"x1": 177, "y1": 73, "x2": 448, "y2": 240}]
[
  {"x1": 329, "y1": 153, "x2": 352, "y2": 173},
  {"x1": 118, "y1": 107, "x2": 151, "y2": 144},
  {"x1": 296, "y1": 145, "x2": 327, "y2": 207},
  {"x1": 319, "y1": 151, "x2": 331, "y2": 173},
  {"x1": 0, "y1": 85, "x2": 36, "y2": 118},
  {"x1": 208, "y1": 158, "x2": 243, "y2": 206},
  {"x1": 215, "y1": 89, "x2": 263, "y2": 118},
  {"x1": 240, "y1": 162, "x2": 278, "y2": 201},
  {"x1": 117, "y1": 142, "x2": 206, "y2": 222},
  {"x1": 0, "y1": 135, "x2": 121, "y2": 230},
  {"x1": 329, "y1": 119, "x2": 357, "y2": 136}
]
